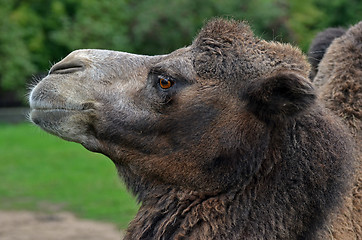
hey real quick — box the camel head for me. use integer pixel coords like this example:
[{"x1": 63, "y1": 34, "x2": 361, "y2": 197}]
[{"x1": 29, "y1": 19, "x2": 314, "y2": 195}]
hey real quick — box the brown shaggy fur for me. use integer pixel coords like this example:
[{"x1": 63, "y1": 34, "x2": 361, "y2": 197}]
[
  {"x1": 314, "y1": 21, "x2": 362, "y2": 137},
  {"x1": 28, "y1": 19, "x2": 357, "y2": 239},
  {"x1": 313, "y1": 21, "x2": 362, "y2": 240}
]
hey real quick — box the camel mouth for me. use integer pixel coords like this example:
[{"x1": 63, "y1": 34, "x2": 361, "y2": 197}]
[{"x1": 29, "y1": 100, "x2": 96, "y2": 125}]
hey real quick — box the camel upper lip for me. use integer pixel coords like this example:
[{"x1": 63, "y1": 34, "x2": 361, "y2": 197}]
[{"x1": 30, "y1": 101, "x2": 96, "y2": 111}]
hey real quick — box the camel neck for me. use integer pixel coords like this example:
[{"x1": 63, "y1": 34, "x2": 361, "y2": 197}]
[{"x1": 124, "y1": 188, "x2": 246, "y2": 239}]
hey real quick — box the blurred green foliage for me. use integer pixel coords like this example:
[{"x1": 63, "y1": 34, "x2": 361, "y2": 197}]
[{"x1": 0, "y1": 0, "x2": 361, "y2": 99}]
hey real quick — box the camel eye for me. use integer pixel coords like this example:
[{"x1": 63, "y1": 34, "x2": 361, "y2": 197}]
[{"x1": 159, "y1": 76, "x2": 175, "y2": 89}]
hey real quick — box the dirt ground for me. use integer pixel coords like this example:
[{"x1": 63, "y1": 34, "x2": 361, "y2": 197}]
[{"x1": 0, "y1": 211, "x2": 123, "y2": 240}]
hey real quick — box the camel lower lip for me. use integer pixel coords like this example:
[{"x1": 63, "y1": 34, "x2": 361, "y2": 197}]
[
  {"x1": 30, "y1": 106, "x2": 95, "y2": 113},
  {"x1": 30, "y1": 108, "x2": 86, "y2": 118},
  {"x1": 30, "y1": 108, "x2": 75, "y2": 120}
]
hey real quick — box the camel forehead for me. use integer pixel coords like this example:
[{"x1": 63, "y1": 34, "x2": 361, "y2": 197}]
[
  {"x1": 65, "y1": 48, "x2": 193, "y2": 64},
  {"x1": 63, "y1": 49, "x2": 157, "y2": 67},
  {"x1": 61, "y1": 48, "x2": 194, "y2": 73}
]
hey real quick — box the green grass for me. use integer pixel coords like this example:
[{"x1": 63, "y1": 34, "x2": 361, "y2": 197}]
[{"x1": 0, "y1": 123, "x2": 138, "y2": 229}]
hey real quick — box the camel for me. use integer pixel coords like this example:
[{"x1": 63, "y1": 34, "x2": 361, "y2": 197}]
[
  {"x1": 29, "y1": 19, "x2": 356, "y2": 239},
  {"x1": 309, "y1": 21, "x2": 362, "y2": 240}
]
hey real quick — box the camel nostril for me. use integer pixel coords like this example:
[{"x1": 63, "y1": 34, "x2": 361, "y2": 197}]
[{"x1": 49, "y1": 61, "x2": 85, "y2": 74}]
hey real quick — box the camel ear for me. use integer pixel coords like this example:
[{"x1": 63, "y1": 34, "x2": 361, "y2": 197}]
[{"x1": 242, "y1": 71, "x2": 316, "y2": 123}]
